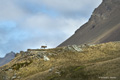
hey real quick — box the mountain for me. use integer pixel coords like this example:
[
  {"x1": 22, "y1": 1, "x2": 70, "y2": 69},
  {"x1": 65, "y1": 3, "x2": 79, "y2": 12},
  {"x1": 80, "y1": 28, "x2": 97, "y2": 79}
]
[
  {"x1": 58, "y1": 0, "x2": 120, "y2": 47},
  {"x1": 0, "y1": 51, "x2": 15, "y2": 66}
]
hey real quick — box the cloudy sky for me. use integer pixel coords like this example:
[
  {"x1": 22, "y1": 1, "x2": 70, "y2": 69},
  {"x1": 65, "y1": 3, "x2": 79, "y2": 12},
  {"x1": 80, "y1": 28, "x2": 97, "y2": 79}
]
[{"x1": 0, "y1": 0, "x2": 102, "y2": 57}]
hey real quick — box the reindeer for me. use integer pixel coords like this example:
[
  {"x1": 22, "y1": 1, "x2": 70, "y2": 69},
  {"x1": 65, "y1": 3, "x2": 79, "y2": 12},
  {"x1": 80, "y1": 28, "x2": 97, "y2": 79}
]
[{"x1": 41, "y1": 46, "x2": 47, "y2": 49}]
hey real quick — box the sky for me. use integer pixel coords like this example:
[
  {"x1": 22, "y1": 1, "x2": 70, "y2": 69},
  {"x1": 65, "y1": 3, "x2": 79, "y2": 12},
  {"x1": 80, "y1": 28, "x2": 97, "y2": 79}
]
[{"x1": 0, "y1": 0, "x2": 102, "y2": 57}]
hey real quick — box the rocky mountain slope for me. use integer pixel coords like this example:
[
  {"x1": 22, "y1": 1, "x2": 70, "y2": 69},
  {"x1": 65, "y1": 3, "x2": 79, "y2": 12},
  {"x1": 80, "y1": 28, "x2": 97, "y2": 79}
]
[
  {"x1": 0, "y1": 51, "x2": 15, "y2": 66},
  {"x1": 58, "y1": 0, "x2": 120, "y2": 47},
  {"x1": 0, "y1": 42, "x2": 120, "y2": 80}
]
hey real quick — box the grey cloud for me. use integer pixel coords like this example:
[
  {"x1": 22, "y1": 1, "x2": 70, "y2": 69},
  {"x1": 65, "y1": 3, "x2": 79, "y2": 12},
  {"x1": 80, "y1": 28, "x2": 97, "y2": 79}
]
[
  {"x1": 0, "y1": 0, "x2": 28, "y2": 21},
  {"x1": 10, "y1": 0, "x2": 102, "y2": 18},
  {"x1": 27, "y1": 0, "x2": 102, "y2": 18}
]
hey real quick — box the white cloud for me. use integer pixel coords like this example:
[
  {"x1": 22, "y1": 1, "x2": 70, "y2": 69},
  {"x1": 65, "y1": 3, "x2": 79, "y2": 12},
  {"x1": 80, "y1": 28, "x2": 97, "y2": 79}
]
[{"x1": 20, "y1": 13, "x2": 87, "y2": 36}]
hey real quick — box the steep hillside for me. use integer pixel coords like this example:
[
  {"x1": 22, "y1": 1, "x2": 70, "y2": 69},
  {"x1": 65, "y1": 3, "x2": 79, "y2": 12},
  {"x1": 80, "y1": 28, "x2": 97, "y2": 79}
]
[
  {"x1": 58, "y1": 0, "x2": 120, "y2": 47},
  {"x1": 0, "y1": 42, "x2": 120, "y2": 80},
  {"x1": 0, "y1": 51, "x2": 15, "y2": 66}
]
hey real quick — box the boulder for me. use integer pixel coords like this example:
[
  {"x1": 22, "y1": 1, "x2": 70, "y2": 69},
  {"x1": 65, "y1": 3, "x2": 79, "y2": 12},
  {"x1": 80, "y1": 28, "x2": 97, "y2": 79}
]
[
  {"x1": 43, "y1": 56, "x2": 50, "y2": 61},
  {"x1": 65, "y1": 45, "x2": 83, "y2": 52}
]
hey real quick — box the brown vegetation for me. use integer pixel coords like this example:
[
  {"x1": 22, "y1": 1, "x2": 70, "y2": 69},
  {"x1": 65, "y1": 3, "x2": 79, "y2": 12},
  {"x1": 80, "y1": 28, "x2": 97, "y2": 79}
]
[{"x1": 0, "y1": 42, "x2": 120, "y2": 80}]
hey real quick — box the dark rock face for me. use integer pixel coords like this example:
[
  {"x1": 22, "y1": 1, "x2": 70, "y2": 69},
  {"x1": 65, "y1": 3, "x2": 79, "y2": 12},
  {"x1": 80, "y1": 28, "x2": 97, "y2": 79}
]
[
  {"x1": 58, "y1": 0, "x2": 120, "y2": 47},
  {"x1": 0, "y1": 51, "x2": 15, "y2": 66}
]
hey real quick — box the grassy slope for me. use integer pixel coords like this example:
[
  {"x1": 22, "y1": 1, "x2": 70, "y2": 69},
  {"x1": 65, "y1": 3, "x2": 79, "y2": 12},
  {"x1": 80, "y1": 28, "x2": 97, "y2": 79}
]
[{"x1": 0, "y1": 42, "x2": 120, "y2": 80}]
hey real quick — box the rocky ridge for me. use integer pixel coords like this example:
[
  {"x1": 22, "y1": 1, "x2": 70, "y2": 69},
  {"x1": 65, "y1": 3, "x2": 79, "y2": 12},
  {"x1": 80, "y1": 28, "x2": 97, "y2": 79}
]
[
  {"x1": 59, "y1": 0, "x2": 120, "y2": 47},
  {"x1": 0, "y1": 51, "x2": 15, "y2": 66}
]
